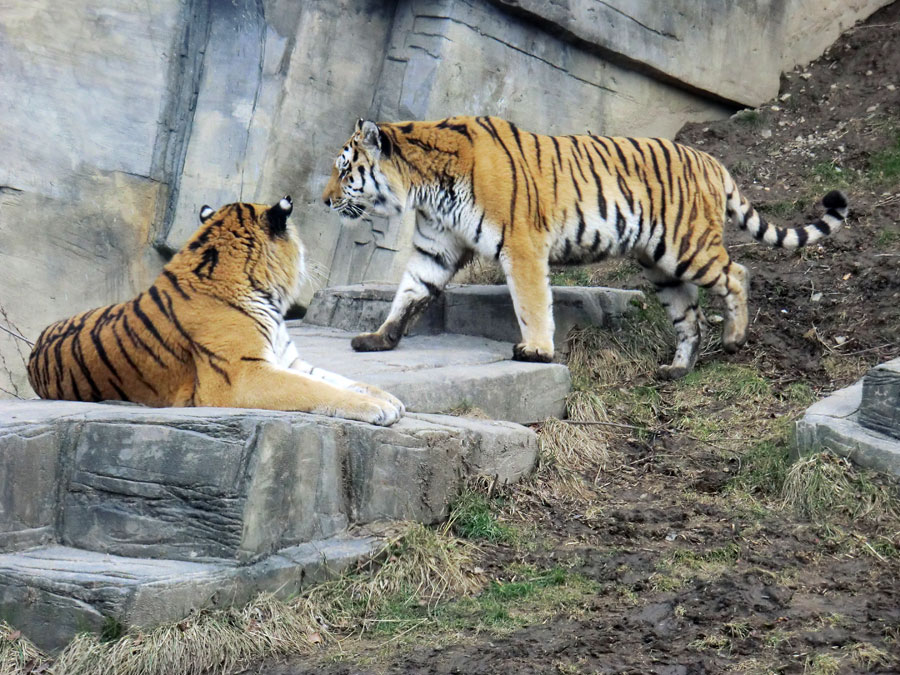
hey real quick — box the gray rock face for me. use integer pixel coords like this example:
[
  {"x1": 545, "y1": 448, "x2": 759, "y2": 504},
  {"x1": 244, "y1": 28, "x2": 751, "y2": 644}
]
[
  {"x1": 859, "y1": 358, "x2": 900, "y2": 440},
  {"x1": 0, "y1": 397, "x2": 539, "y2": 650},
  {"x1": 1, "y1": 0, "x2": 889, "y2": 397}
]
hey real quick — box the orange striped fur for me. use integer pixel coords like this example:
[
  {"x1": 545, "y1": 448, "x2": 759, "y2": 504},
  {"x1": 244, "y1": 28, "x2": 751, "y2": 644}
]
[
  {"x1": 322, "y1": 116, "x2": 847, "y2": 378},
  {"x1": 28, "y1": 197, "x2": 403, "y2": 424}
]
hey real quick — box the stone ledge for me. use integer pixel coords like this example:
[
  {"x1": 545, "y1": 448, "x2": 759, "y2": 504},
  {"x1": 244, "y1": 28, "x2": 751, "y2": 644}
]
[
  {"x1": 0, "y1": 536, "x2": 380, "y2": 653},
  {"x1": 0, "y1": 401, "x2": 537, "y2": 564},
  {"x1": 796, "y1": 382, "x2": 900, "y2": 477},
  {"x1": 287, "y1": 326, "x2": 571, "y2": 423}
]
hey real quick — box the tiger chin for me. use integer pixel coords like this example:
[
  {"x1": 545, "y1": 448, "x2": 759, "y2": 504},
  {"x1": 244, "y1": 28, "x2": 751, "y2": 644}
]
[
  {"x1": 27, "y1": 197, "x2": 404, "y2": 426},
  {"x1": 322, "y1": 116, "x2": 848, "y2": 379}
]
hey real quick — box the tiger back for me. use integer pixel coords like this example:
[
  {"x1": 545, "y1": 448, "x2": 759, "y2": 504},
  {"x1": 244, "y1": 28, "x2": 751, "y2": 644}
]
[
  {"x1": 27, "y1": 197, "x2": 404, "y2": 425},
  {"x1": 322, "y1": 116, "x2": 848, "y2": 378}
]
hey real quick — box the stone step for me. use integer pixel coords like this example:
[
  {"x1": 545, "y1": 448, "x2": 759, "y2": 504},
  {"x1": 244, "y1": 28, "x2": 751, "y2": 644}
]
[
  {"x1": 0, "y1": 399, "x2": 538, "y2": 648},
  {"x1": 796, "y1": 380, "x2": 900, "y2": 477},
  {"x1": 287, "y1": 325, "x2": 570, "y2": 424},
  {"x1": 303, "y1": 283, "x2": 643, "y2": 352},
  {"x1": 0, "y1": 536, "x2": 379, "y2": 653},
  {"x1": 859, "y1": 357, "x2": 900, "y2": 440},
  {"x1": 0, "y1": 401, "x2": 536, "y2": 563}
]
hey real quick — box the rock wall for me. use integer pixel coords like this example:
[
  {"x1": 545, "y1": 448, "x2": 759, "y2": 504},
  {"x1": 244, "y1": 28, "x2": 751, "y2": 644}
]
[{"x1": 0, "y1": 0, "x2": 891, "y2": 397}]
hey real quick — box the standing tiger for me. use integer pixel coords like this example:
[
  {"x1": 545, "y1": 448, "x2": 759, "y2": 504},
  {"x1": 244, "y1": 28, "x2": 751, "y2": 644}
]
[
  {"x1": 27, "y1": 197, "x2": 404, "y2": 425},
  {"x1": 322, "y1": 116, "x2": 848, "y2": 379}
]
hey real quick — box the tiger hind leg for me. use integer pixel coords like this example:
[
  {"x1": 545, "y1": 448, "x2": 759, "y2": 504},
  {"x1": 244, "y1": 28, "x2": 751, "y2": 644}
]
[
  {"x1": 708, "y1": 261, "x2": 750, "y2": 353},
  {"x1": 648, "y1": 271, "x2": 703, "y2": 380}
]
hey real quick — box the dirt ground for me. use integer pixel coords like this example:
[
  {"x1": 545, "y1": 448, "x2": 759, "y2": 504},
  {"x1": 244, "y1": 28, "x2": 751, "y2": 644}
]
[{"x1": 251, "y1": 5, "x2": 900, "y2": 675}]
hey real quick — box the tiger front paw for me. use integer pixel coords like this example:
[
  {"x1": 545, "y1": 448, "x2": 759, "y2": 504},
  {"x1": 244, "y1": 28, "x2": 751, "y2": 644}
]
[
  {"x1": 512, "y1": 343, "x2": 554, "y2": 363},
  {"x1": 349, "y1": 382, "x2": 406, "y2": 415},
  {"x1": 344, "y1": 393, "x2": 403, "y2": 426}
]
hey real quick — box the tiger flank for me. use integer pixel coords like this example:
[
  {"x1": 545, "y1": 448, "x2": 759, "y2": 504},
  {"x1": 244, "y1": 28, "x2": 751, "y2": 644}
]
[
  {"x1": 322, "y1": 116, "x2": 848, "y2": 379},
  {"x1": 27, "y1": 197, "x2": 404, "y2": 425}
]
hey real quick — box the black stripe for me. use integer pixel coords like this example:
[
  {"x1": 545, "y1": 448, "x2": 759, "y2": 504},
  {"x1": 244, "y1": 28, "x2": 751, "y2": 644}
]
[
  {"x1": 89, "y1": 308, "x2": 122, "y2": 383},
  {"x1": 70, "y1": 332, "x2": 101, "y2": 400},
  {"x1": 131, "y1": 296, "x2": 181, "y2": 360},
  {"x1": 193, "y1": 246, "x2": 219, "y2": 279},
  {"x1": 162, "y1": 270, "x2": 191, "y2": 300},
  {"x1": 474, "y1": 213, "x2": 484, "y2": 244},
  {"x1": 776, "y1": 226, "x2": 788, "y2": 247},
  {"x1": 653, "y1": 238, "x2": 667, "y2": 262},
  {"x1": 495, "y1": 225, "x2": 506, "y2": 260},
  {"x1": 813, "y1": 219, "x2": 831, "y2": 235},
  {"x1": 415, "y1": 245, "x2": 447, "y2": 269},
  {"x1": 795, "y1": 227, "x2": 809, "y2": 247},
  {"x1": 654, "y1": 278, "x2": 682, "y2": 289},
  {"x1": 109, "y1": 380, "x2": 131, "y2": 402},
  {"x1": 241, "y1": 356, "x2": 266, "y2": 362},
  {"x1": 122, "y1": 314, "x2": 166, "y2": 368},
  {"x1": 110, "y1": 323, "x2": 159, "y2": 395},
  {"x1": 754, "y1": 218, "x2": 770, "y2": 241},
  {"x1": 575, "y1": 204, "x2": 586, "y2": 245},
  {"x1": 435, "y1": 118, "x2": 472, "y2": 141},
  {"x1": 691, "y1": 258, "x2": 716, "y2": 281}
]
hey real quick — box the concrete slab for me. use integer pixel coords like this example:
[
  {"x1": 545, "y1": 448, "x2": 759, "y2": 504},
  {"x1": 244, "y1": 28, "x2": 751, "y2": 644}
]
[
  {"x1": 860, "y1": 357, "x2": 900, "y2": 440},
  {"x1": 287, "y1": 325, "x2": 570, "y2": 423},
  {"x1": 0, "y1": 536, "x2": 380, "y2": 653},
  {"x1": 796, "y1": 381, "x2": 900, "y2": 477}
]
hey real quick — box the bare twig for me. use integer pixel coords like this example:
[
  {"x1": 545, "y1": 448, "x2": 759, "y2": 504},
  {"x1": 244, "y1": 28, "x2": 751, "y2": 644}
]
[{"x1": 0, "y1": 324, "x2": 33, "y2": 347}]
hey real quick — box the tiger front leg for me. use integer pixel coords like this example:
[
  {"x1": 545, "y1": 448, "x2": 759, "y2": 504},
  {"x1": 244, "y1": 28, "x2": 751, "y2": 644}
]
[
  {"x1": 288, "y1": 357, "x2": 405, "y2": 415},
  {"x1": 199, "y1": 362, "x2": 402, "y2": 426},
  {"x1": 500, "y1": 250, "x2": 555, "y2": 363},
  {"x1": 648, "y1": 273, "x2": 703, "y2": 380},
  {"x1": 352, "y1": 226, "x2": 469, "y2": 352}
]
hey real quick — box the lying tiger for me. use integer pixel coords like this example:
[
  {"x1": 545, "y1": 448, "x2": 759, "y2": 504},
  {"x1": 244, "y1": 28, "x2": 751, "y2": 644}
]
[
  {"x1": 27, "y1": 197, "x2": 404, "y2": 425},
  {"x1": 322, "y1": 116, "x2": 848, "y2": 379}
]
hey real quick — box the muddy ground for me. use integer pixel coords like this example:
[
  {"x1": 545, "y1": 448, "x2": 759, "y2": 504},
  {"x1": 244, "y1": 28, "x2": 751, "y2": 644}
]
[{"x1": 252, "y1": 5, "x2": 900, "y2": 675}]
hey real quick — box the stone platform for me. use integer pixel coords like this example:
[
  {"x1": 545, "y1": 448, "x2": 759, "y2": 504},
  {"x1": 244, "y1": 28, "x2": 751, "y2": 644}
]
[
  {"x1": 0, "y1": 401, "x2": 537, "y2": 651},
  {"x1": 0, "y1": 283, "x2": 641, "y2": 650},
  {"x1": 796, "y1": 358, "x2": 900, "y2": 476}
]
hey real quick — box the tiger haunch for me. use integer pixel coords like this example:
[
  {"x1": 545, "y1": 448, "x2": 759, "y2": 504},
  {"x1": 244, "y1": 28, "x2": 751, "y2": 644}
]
[
  {"x1": 322, "y1": 116, "x2": 848, "y2": 378},
  {"x1": 27, "y1": 197, "x2": 404, "y2": 425}
]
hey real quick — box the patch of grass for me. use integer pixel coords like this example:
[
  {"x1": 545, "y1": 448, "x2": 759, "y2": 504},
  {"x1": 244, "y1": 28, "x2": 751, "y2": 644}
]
[
  {"x1": 449, "y1": 490, "x2": 518, "y2": 543},
  {"x1": 802, "y1": 652, "x2": 842, "y2": 675},
  {"x1": 729, "y1": 438, "x2": 792, "y2": 497},
  {"x1": 733, "y1": 109, "x2": 765, "y2": 127},
  {"x1": 782, "y1": 381, "x2": 816, "y2": 405},
  {"x1": 550, "y1": 267, "x2": 592, "y2": 287},
  {"x1": 875, "y1": 227, "x2": 900, "y2": 249},
  {"x1": 845, "y1": 641, "x2": 892, "y2": 670},
  {"x1": 677, "y1": 362, "x2": 770, "y2": 402},
  {"x1": 811, "y1": 161, "x2": 855, "y2": 189},
  {"x1": 781, "y1": 451, "x2": 900, "y2": 526},
  {"x1": 757, "y1": 198, "x2": 805, "y2": 219},
  {"x1": 670, "y1": 542, "x2": 741, "y2": 568},
  {"x1": 867, "y1": 129, "x2": 900, "y2": 185}
]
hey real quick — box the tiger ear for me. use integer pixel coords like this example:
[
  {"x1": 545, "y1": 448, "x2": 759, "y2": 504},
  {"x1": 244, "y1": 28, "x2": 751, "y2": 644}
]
[
  {"x1": 199, "y1": 205, "x2": 215, "y2": 223},
  {"x1": 360, "y1": 120, "x2": 381, "y2": 152},
  {"x1": 355, "y1": 118, "x2": 364, "y2": 133},
  {"x1": 267, "y1": 195, "x2": 293, "y2": 235}
]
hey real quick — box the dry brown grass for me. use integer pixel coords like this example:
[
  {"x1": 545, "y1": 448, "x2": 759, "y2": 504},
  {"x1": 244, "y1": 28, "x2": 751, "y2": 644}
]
[
  {"x1": 303, "y1": 522, "x2": 483, "y2": 634},
  {"x1": 0, "y1": 622, "x2": 49, "y2": 675},
  {"x1": 52, "y1": 595, "x2": 327, "y2": 675},
  {"x1": 782, "y1": 451, "x2": 900, "y2": 528}
]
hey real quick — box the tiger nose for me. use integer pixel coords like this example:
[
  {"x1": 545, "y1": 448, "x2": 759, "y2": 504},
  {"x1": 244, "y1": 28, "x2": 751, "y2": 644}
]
[{"x1": 323, "y1": 195, "x2": 332, "y2": 207}]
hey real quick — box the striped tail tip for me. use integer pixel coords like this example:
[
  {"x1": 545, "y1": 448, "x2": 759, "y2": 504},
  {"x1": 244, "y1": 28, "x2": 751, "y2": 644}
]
[{"x1": 822, "y1": 189, "x2": 848, "y2": 213}]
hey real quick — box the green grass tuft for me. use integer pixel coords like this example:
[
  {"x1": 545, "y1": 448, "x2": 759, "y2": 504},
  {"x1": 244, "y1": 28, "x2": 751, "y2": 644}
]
[{"x1": 449, "y1": 491, "x2": 518, "y2": 543}]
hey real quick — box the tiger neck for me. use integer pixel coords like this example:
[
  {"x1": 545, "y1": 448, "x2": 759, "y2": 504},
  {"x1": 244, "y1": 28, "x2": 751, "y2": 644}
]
[{"x1": 381, "y1": 121, "x2": 470, "y2": 194}]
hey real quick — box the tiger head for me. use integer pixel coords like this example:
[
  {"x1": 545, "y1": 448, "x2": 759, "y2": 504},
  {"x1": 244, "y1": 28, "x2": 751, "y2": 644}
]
[
  {"x1": 182, "y1": 197, "x2": 305, "y2": 313},
  {"x1": 322, "y1": 119, "x2": 406, "y2": 220}
]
